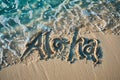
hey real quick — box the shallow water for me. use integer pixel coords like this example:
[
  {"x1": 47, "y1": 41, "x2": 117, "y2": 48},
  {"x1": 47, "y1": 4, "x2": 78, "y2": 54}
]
[{"x1": 0, "y1": 0, "x2": 120, "y2": 70}]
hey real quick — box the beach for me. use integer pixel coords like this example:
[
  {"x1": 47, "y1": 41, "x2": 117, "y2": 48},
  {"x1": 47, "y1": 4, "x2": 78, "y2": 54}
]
[
  {"x1": 0, "y1": 32, "x2": 120, "y2": 80},
  {"x1": 0, "y1": 0, "x2": 120, "y2": 80}
]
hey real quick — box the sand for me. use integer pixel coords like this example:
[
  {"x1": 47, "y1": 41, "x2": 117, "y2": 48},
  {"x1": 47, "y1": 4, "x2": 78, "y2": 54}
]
[
  {"x1": 0, "y1": 32, "x2": 120, "y2": 80},
  {"x1": 0, "y1": 1, "x2": 120, "y2": 80}
]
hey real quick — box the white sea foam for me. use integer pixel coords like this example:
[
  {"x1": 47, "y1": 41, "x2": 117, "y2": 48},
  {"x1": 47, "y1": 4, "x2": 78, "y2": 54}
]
[
  {"x1": 1, "y1": 2, "x2": 8, "y2": 8},
  {"x1": 15, "y1": 0, "x2": 19, "y2": 9},
  {"x1": 37, "y1": 23, "x2": 51, "y2": 31},
  {"x1": 29, "y1": 10, "x2": 33, "y2": 19},
  {"x1": 0, "y1": 48, "x2": 3, "y2": 65}
]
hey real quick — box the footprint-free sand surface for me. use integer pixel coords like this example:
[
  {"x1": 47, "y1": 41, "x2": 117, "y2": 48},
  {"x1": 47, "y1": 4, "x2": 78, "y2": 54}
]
[{"x1": 0, "y1": 32, "x2": 120, "y2": 80}]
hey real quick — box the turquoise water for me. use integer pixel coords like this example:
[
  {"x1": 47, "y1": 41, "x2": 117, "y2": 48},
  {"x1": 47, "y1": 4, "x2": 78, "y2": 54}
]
[
  {"x1": 0, "y1": 0, "x2": 120, "y2": 69},
  {"x1": 0, "y1": 0, "x2": 119, "y2": 32}
]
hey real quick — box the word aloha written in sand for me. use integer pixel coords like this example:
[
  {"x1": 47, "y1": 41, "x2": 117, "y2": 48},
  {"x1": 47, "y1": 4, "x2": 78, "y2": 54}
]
[
  {"x1": 0, "y1": 28, "x2": 103, "y2": 70},
  {"x1": 21, "y1": 28, "x2": 103, "y2": 66}
]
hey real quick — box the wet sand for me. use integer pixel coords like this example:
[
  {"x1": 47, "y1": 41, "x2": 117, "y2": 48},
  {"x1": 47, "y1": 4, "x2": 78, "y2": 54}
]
[{"x1": 0, "y1": 32, "x2": 120, "y2": 80}]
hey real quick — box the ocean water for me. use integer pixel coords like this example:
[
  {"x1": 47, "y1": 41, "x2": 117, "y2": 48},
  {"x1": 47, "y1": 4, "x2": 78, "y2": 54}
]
[{"x1": 0, "y1": 0, "x2": 120, "y2": 69}]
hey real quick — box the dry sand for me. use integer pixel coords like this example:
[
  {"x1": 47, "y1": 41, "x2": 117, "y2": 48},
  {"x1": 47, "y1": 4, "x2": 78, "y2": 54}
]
[{"x1": 0, "y1": 32, "x2": 120, "y2": 80}]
